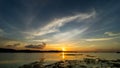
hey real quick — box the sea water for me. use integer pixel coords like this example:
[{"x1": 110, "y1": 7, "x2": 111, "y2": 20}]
[{"x1": 0, "y1": 53, "x2": 120, "y2": 68}]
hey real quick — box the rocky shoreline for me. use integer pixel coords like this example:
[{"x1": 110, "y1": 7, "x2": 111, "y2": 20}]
[{"x1": 19, "y1": 58, "x2": 120, "y2": 68}]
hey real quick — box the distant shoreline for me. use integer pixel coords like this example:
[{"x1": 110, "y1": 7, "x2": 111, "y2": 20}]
[{"x1": 0, "y1": 48, "x2": 119, "y2": 53}]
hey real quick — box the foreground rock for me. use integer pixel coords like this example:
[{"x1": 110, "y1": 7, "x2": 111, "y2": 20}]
[{"x1": 19, "y1": 58, "x2": 120, "y2": 68}]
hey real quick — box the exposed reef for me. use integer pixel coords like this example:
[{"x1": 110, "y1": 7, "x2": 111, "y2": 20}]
[{"x1": 19, "y1": 58, "x2": 120, "y2": 68}]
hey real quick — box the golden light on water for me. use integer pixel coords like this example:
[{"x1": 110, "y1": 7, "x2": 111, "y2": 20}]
[
  {"x1": 62, "y1": 47, "x2": 65, "y2": 60},
  {"x1": 62, "y1": 52, "x2": 65, "y2": 60}
]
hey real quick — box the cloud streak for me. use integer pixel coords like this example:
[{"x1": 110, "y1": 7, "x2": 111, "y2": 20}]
[
  {"x1": 104, "y1": 32, "x2": 120, "y2": 36},
  {"x1": 24, "y1": 11, "x2": 96, "y2": 39},
  {"x1": 35, "y1": 11, "x2": 95, "y2": 36},
  {"x1": 0, "y1": 28, "x2": 5, "y2": 36},
  {"x1": 85, "y1": 37, "x2": 116, "y2": 41},
  {"x1": 32, "y1": 39, "x2": 51, "y2": 42},
  {"x1": 0, "y1": 28, "x2": 4, "y2": 33},
  {"x1": 52, "y1": 27, "x2": 88, "y2": 42}
]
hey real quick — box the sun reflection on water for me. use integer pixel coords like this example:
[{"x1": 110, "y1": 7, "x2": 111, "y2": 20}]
[{"x1": 62, "y1": 52, "x2": 65, "y2": 60}]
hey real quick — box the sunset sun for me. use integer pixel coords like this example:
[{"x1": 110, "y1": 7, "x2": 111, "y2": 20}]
[{"x1": 62, "y1": 47, "x2": 66, "y2": 51}]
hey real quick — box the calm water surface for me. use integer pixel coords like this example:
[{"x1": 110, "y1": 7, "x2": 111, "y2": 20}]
[{"x1": 0, "y1": 53, "x2": 120, "y2": 68}]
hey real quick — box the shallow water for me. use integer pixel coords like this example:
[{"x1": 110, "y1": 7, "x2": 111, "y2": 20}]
[{"x1": 0, "y1": 52, "x2": 120, "y2": 68}]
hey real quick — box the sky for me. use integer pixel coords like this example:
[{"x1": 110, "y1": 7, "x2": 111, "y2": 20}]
[{"x1": 0, "y1": 0, "x2": 120, "y2": 51}]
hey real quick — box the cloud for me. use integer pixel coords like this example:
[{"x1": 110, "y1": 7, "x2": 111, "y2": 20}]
[
  {"x1": 104, "y1": 32, "x2": 120, "y2": 36},
  {"x1": 6, "y1": 43, "x2": 20, "y2": 48},
  {"x1": 0, "y1": 28, "x2": 5, "y2": 36},
  {"x1": 85, "y1": 37, "x2": 115, "y2": 41},
  {"x1": 52, "y1": 27, "x2": 88, "y2": 42},
  {"x1": 35, "y1": 11, "x2": 95, "y2": 36},
  {"x1": 25, "y1": 42, "x2": 46, "y2": 49},
  {"x1": 34, "y1": 29, "x2": 59, "y2": 36},
  {"x1": 29, "y1": 27, "x2": 88, "y2": 44},
  {"x1": 0, "y1": 29, "x2": 3, "y2": 33},
  {"x1": 32, "y1": 39, "x2": 50, "y2": 42},
  {"x1": 84, "y1": 32, "x2": 120, "y2": 42},
  {"x1": 24, "y1": 11, "x2": 96, "y2": 39}
]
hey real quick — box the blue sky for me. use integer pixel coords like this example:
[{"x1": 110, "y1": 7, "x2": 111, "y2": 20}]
[{"x1": 0, "y1": 0, "x2": 120, "y2": 51}]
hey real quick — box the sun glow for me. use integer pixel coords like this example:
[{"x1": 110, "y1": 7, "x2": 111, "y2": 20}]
[{"x1": 62, "y1": 47, "x2": 66, "y2": 51}]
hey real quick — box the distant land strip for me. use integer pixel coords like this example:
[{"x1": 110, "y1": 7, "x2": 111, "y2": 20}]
[{"x1": 0, "y1": 48, "x2": 119, "y2": 53}]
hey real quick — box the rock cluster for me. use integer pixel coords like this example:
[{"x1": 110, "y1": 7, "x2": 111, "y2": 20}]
[{"x1": 19, "y1": 58, "x2": 120, "y2": 68}]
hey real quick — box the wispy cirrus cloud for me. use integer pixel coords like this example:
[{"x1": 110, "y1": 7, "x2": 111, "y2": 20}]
[
  {"x1": 30, "y1": 27, "x2": 88, "y2": 43},
  {"x1": 104, "y1": 32, "x2": 120, "y2": 36},
  {"x1": 52, "y1": 27, "x2": 88, "y2": 42},
  {"x1": 85, "y1": 37, "x2": 116, "y2": 42},
  {"x1": 34, "y1": 11, "x2": 95, "y2": 36},
  {"x1": 0, "y1": 28, "x2": 4, "y2": 33},
  {"x1": 24, "y1": 11, "x2": 96, "y2": 39},
  {"x1": 0, "y1": 28, "x2": 5, "y2": 36},
  {"x1": 32, "y1": 39, "x2": 51, "y2": 42}
]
